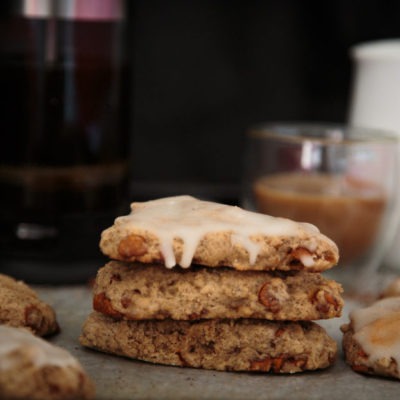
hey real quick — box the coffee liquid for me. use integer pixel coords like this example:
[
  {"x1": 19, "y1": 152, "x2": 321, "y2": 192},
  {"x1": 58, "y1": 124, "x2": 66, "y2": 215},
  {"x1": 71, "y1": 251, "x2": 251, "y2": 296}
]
[
  {"x1": 253, "y1": 173, "x2": 386, "y2": 264},
  {"x1": 0, "y1": 16, "x2": 130, "y2": 281}
]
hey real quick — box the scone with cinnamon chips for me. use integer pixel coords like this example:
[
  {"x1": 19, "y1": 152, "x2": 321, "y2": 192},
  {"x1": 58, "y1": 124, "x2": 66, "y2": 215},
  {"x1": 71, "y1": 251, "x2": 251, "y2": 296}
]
[
  {"x1": 0, "y1": 326, "x2": 95, "y2": 400},
  {"x1": 0, "y1": 273, "x2": 59, "y2": 336},
  {"x1": 341, "y1": 297, "x2": 400, "y2": 379},
  {"x1": 81, "y1": 313, "x2": 337, "y2": 373},
  {"x1": 93, "y1": 261, "x2": 343, "y2": 321},
  {"x1": 82, "y1": 195, "x2": 342, "y2": 374},
  {"x1": 100, "y1": 195, "x2": 339, "y2": 272}
]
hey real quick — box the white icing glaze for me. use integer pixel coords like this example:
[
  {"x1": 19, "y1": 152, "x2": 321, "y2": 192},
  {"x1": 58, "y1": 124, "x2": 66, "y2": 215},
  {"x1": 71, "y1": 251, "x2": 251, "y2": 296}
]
[
  {"x1": 298, "y1": 252, "x2": 315, "y2": 268},
  {"x1": 0, "y1": 326, "x2": 80, "y2": 370},
  {"x1": 231, "y1": 233, "x2": 261, "y2": 265},
  {"x1": 115, "y1": 195, "x2": 331, "y2": 268},
  {"x1": 350, "y1": 297, "x2": 400, "y2": 368}
]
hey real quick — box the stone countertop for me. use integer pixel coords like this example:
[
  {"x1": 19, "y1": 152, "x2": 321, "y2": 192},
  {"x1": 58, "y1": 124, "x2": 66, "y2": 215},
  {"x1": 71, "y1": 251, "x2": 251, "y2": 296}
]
[{"x1": 34, "y1": 283, "x2": 400, "y2": 400}]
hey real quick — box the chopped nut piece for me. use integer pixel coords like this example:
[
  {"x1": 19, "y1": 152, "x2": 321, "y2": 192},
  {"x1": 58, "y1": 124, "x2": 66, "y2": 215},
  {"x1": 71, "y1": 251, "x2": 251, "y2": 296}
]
[
  {"x1": 250, "y1": 356, "x2": 296, "y2": 372},
  {"x1": 312, "y1": 288, "x2": 341, "y2": 314},
  {"x1": 250, "y1": 357, "x2": 272, "y2": 371},
  {"x1": 93, "y1": 293, "x2": 123, "y2": 319},
  {"x1": 258, "y1": 278, "x2": 289, "y2": 313},
  {"x1": 118, "y1": 235, "x2": 147, "y2": 259}
]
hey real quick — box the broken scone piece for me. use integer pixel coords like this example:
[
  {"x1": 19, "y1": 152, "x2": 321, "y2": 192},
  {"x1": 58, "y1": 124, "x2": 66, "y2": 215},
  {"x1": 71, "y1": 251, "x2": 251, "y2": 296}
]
[
  {"x1": 100, "y1": 195, "x2": 339, "y2": 272},
  {"x1": 341, "y1": 297, "x2": 400, "y2": 379},
  {"x1": 82, "y1": 195, "x2": 343, "y2": 373},
  {"x1": 0, "y1": 273, "x2": 59, "y2": 336},
  {"x1": 0, "y1": 326, "x2": 95, "y2": 400}
]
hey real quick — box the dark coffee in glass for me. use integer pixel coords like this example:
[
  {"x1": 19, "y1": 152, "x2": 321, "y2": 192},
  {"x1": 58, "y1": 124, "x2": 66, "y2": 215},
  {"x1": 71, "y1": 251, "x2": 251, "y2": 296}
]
[{"x1": 0, "y1": 2, "x2": 130, "y2": 283}]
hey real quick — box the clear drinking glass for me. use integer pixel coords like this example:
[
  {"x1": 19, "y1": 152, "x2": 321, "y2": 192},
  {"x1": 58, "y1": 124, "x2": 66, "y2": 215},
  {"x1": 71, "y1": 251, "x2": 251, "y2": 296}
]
[
  {"x1": 0, "y1": 1, "x2": 130, "y2": 283},
  {"x1": 241, "y1": 123, "x2": 400, "y2": 292}
]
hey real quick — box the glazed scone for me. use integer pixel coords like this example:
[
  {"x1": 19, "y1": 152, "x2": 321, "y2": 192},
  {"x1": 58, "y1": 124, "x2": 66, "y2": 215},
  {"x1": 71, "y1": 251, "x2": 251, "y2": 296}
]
[
  {"x1": 0, "y1": 273, "x2": 59, "y2": 336},
  {"x1": 93, "y1": 261, "x2": 344, "y2": 321},
  {"x1": 0, "y1": 326, "x2": 95, "y2": 400},
  {"x1": 341, "y1": 297, "x2": 400, "y2": 379},
  {"x1": 100, "y1": 196, "x2": 339, "y2": 272},
  {"x1": 80, "y1": 312, "x2": 337, "y2": 373}
]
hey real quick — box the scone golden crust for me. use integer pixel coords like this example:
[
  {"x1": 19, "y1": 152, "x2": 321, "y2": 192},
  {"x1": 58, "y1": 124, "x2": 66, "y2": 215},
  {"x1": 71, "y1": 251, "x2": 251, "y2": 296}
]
[
  {"x1": 341, "y1": 297, "x2": 400, "y2": 380},
  {"x1": 80, "y1": 312, "x2": 337, "y2": 373},
  {"x1": 0, "y1": 326, "x2": 95, "y2": 400},
  {"x1": 93, "y1": 261, "x2": 343, "y2": 321},
  {"x1": 0, "y1": 273, "x2": 59, "y2": 336},
  {"x1": 100, "y1": 196, "x2": 339, "y2": 272}
]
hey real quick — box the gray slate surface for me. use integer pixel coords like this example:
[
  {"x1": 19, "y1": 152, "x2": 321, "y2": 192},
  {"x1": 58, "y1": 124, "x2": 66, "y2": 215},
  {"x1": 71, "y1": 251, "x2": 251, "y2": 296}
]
[{"x1": 34, "y1": 284, "x2": 399, "y2": 400}]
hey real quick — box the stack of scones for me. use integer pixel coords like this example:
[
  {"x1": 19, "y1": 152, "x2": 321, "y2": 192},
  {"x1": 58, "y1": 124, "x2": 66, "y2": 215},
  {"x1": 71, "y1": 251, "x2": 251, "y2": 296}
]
[{"x1": 80, "y1": 195, "x2": 343, "y2": 373}]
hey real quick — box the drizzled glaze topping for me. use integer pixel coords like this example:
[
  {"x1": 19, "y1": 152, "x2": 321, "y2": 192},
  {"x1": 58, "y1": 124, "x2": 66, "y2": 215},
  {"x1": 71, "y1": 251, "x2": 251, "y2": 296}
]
[
  {"x1": 114, "y1": 195, "x2": 332, "y2": 268},
  {"x1": 0, "y1": 326, "x2": 80, "y2": 370},
  {"x1": 350, "y1": 297, "x2": 400, "y2": 367}
]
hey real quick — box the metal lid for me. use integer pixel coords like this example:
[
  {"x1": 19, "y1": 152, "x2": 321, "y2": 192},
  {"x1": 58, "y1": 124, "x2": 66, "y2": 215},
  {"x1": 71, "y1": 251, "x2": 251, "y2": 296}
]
[{"x1": 9, "y1": 0, "x2": 124, "y2": 20}]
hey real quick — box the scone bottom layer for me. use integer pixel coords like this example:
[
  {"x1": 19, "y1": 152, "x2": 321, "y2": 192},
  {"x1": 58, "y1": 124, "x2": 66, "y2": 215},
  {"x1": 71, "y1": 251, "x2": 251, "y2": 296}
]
[{"x1": 80, "y1": 313, "x2": 337, "y2": 373}]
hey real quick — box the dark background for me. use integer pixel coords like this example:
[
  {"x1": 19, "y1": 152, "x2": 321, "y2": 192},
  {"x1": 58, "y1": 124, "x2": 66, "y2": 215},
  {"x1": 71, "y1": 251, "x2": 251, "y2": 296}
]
[
  {"x1": 129, "y1": 0, "x2": 400, "y2": 203},
  {"x1": 3, "y1": 1, "x2": 400, "y2": 203}
]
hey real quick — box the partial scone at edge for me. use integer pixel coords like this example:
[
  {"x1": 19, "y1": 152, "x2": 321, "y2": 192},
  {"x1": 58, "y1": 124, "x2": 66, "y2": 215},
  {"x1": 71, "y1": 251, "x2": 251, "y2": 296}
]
[
  {"x1": 341, "y1": 297, "x2": 400, "y2": 380},
  {"x1": 80, "y1": 312, "x2": 337, "y2": 373},
  {"x1": 341, "y1": 324, "x2": 400, "y2": 379},
  {"x1": 0, "y1": 273, "x2": 59, "y2": 336},
  {"x1": 93, "y1": 261, "x2": 344, "y2": 321},
  {"x1": 0, "y1": 326, "x2": 95, "y2": 400}
]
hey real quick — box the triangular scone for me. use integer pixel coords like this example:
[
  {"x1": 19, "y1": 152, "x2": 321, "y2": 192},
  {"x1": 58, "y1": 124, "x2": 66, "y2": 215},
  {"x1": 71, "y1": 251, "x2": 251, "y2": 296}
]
[
  {"x1": 100, "y1": 196, "x2": 339, "y2": 272},
  {"x1": 92, "y1": 261, "x2": 343, "y2": 321}
]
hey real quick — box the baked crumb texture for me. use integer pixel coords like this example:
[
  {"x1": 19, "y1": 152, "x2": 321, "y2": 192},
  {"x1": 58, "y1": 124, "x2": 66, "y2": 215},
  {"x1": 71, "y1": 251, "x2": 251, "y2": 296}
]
[
  {"x1": 92, "y1": 262, "x2": 343, "y2": 321},
  {"x1": 81, "y1": 196, "x2": 343, "y2": 373},
  {"x1": 0, "y1": 273, "x2": 59, "y2": 336},
  {"x1": 81, "y1": 312, "x2": 337, "y2": 373}
]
